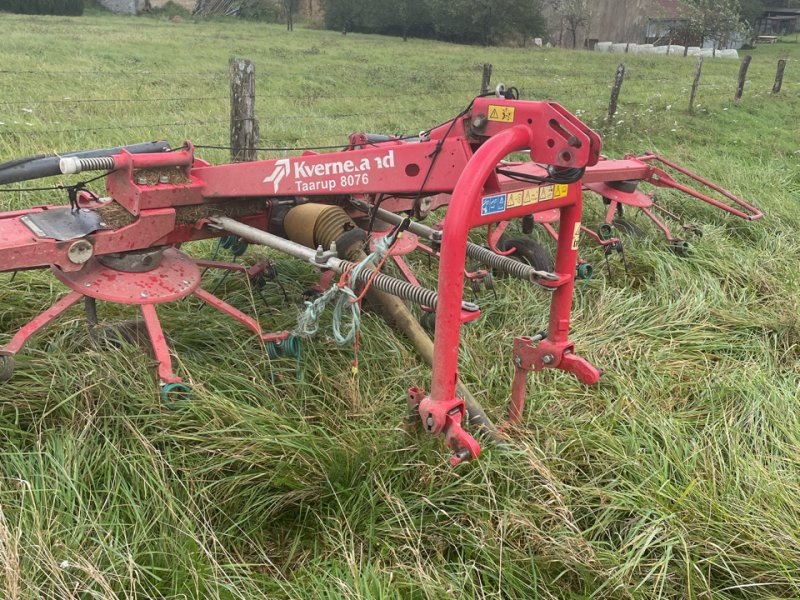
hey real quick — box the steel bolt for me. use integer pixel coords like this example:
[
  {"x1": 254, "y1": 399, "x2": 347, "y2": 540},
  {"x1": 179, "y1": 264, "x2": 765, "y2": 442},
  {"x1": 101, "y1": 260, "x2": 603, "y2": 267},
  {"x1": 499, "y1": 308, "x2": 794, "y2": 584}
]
[
  {"x1": 140, "y1": 291, "x2": 149, "y2": 298},
  {"x1": 425, "y1": 416, "x2": 435, "y2": 429},
  {"x1": 158, "y1": 175, "x2": 170, "y2": 184},
  {"x1": 514, "y1": 356, "x2": 522, "y2": 367},
  {"x1": 135, "y1": 175, "x2": 147, "y2": 185},
  {"x1": 472, "y1": 114, "x2": 488, "y2": 129},
  {"x1": 542, "y1": 353, "x2": 554, "y2": 365}
]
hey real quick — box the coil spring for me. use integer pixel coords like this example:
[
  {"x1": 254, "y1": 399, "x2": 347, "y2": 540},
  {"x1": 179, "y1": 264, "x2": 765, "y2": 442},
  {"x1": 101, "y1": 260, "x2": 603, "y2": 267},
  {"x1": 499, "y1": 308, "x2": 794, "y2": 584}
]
[
  {"x1": 77, "y1": 156, "x2": 116, "y2": 172},
  {"x1": 266, "y1": 335, "x2": 302, "y2": 359},
  {"x1": 467, "y1": 242, "x2": 556, "y2": 282},
  {"x1": 348, "y1": 265, "x2": 439, "y2": 308}
]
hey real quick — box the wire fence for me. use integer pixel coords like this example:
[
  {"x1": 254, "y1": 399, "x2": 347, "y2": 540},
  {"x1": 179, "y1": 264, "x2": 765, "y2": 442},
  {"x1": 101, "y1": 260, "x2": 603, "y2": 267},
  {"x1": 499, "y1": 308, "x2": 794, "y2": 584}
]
[{"x1": 0, "y1": 53, "x2": 793, "y2": 171}]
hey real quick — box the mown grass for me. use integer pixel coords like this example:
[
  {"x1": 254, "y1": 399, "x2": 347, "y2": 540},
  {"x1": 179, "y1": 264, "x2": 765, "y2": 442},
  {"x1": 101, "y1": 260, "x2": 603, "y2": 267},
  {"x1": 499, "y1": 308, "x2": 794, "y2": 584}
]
[{"x1": 0, "y1": 10, "x2": 799, "y2": 599}]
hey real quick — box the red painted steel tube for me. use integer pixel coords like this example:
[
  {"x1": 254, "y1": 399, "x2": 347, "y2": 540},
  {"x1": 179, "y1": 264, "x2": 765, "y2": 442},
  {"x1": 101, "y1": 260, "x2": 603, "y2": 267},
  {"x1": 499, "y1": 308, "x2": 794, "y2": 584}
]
[
  {"x1": 547, "y1": 199, "x2": 581, "y2": 347},
  {"x1": 640, "y1": 206, "x2": 675, "y2": 239},
  {"x1": 193, "y1": 287, "x2": 288, "y2": 343},
  {"x1": 508, "y1": 366, "x2": 528, "y2": 424},
  {"x1": 641, "y1": 154, "x2": 763, "y2": 220},
  {"x1": 140, "y1": 304, "x2": 182, "y2": 385},
  {"x1": 0, "y1": 291, "x2": 83, "y2": 354},
  {"x1": 583, "y1": 159, "x2": 653, "y2": 183},
  {"x1": 430, "y1": 125, "x2": 532, "y2": 403}
]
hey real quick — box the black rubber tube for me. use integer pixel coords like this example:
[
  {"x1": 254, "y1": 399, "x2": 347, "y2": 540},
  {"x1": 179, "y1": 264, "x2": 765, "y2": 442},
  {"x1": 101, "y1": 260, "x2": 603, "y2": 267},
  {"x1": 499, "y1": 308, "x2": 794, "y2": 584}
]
[{"x1": 0, "y1": 141, "x2": 170, "y2": 185}]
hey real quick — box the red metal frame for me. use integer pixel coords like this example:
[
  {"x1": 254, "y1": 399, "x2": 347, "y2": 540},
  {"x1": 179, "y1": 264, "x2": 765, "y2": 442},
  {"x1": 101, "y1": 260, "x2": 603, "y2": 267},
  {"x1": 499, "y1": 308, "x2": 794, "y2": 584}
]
[
  {"x1": 415, "y1": 126, "x2": 603, "y2": 464},
  {"x1": 0, "y1": 97, "x2": 604, "y2": 464},
  {"x1": 0, "y1": 95, "x2": 759, "y2": 464}
]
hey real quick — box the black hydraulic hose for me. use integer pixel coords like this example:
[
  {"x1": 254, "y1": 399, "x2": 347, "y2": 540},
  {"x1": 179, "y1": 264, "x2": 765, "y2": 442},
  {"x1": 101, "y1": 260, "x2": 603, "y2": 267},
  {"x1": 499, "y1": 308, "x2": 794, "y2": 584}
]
[{"x1": 0, "y1": 141, "x2": 170, "y2": 185}]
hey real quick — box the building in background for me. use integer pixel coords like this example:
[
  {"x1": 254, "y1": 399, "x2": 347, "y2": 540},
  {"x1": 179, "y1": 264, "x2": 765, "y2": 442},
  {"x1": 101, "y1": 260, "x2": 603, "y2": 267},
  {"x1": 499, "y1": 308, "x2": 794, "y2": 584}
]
[
  {"x1": 98, "y1": 0, "x2": 196, "y2": 15},
  {"x1": 755, "y1": 7, "x2": 800, "y2": 35},
  {"x1": 545, "y1": 0, "x2": 687, "y2": 48},
  {"x1": 547, "y1": 0, "x2": 742, "y2": 50},
  {"x1": 98, "y1": 0, "x2": 138, "y2": 13}
]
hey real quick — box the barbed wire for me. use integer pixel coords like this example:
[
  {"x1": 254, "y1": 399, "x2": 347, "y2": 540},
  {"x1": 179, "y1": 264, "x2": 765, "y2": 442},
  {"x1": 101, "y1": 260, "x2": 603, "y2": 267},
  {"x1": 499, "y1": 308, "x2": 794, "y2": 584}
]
[
  {"x1": 0, "y1": 107, "x2": 464, "y2": 137},
  {"x1": 0, "y1": 90, "x2": 482, "y2": 107},
  {"x1": 0, "y1": 120, "x2": 227, "y2": 136},
  {"x1": 0, "y1": 62, "x2": 790, "y2": 144},
  {"x1": 0, "y1": 69, "x2": 224, "y2": 76},
  {"x1": 0, "y1": 96, "x2": 229, "y2": 106}
]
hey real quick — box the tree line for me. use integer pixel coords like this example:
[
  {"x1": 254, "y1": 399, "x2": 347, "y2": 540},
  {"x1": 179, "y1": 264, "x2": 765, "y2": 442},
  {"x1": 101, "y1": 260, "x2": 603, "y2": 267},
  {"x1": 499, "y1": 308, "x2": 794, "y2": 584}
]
[
  {"x1": 318, "y1": 0, "x2": 798, "y2": 46},
  {"x1": 0, "y1": 0, "x2": 84, "y2": 14},
  {"x1": 321, "y1": 0, "x2": 546, "y2": 46}
]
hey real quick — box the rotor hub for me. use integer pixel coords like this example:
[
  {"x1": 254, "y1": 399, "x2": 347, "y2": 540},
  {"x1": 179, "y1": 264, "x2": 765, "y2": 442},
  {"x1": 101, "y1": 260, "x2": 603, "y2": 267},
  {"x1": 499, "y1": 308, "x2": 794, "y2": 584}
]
[{"x1": 53, "y1": 247, "x2": 200, "y2": 305}]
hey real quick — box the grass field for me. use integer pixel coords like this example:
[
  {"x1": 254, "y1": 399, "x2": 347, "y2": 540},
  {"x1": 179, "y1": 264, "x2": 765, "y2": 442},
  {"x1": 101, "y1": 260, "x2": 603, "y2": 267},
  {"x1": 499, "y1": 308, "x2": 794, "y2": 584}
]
[{"x1": 0, "y1": 9, "x2": 799, "y2": 599}]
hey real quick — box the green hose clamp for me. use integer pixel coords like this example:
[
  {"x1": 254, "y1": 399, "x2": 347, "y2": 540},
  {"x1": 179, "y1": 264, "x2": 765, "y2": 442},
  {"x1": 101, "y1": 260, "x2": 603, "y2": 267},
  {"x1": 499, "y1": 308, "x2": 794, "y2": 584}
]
[
  {"x1": 220, "y1": 235, "x2": 249, "y2": 257},
  {"x1": 267, "y1": 335, "x2": 302, "y2": 359},
  {"x1": 576, "y1": 263, "x2": 593, "y2": 280},
  {"x1": 160, "y1": 382, "x2": 192, "y2": 409}
]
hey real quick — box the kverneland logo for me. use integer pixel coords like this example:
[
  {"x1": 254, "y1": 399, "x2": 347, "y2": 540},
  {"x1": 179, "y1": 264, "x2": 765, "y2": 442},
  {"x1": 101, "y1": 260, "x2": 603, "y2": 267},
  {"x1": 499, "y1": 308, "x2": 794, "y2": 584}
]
[
  {"x1": 262, "y1": 151, "x2": 395, "y2": 193},
  {"x1": 262, "y1": 158, "x2": 290, "y2": 193}
]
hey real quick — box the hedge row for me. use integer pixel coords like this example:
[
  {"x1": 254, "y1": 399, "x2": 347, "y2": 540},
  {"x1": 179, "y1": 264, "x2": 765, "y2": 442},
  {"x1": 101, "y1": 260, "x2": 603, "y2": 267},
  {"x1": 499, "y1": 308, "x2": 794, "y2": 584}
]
[{"x1": 0, "y1": 0, "x2": 85, "y2": 16}]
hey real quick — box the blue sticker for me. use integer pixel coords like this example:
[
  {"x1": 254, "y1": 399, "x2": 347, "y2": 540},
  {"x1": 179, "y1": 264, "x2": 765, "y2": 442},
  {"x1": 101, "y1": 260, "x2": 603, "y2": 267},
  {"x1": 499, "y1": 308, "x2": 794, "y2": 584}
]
[{"x1": 481, "y1": 194, "x2": 507, "y2": 216}]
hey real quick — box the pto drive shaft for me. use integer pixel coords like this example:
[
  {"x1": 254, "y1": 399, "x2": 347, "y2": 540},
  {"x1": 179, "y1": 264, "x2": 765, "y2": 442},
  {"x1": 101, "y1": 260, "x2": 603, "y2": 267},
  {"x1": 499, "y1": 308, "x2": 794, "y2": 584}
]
[{"x1": 208, "y1": 216, "x2": 478, "y2": 313}]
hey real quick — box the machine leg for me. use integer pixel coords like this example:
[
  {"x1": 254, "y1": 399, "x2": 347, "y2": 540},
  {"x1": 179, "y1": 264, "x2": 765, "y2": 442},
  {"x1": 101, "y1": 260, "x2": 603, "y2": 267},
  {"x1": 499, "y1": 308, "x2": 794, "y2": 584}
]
[
  {"x1": 139, "y1": 304, "x2": 182, "y2": 385},
  {"x1": 192, "y1": 287, "x2": 288, "y2": 343},
  {"x1": 640, "y1": 206, "x2": 675, "y2": 240},
  {"x1": 0, "y1": 291, "x2": 84, "y2": 356}
]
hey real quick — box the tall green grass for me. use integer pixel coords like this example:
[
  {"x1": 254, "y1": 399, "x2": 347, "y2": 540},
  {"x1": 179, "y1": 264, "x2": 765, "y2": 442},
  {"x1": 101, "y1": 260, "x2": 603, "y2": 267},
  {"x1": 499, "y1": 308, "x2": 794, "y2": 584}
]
[{"x1": 0, "y1": 11, "x2": 799, "y2": 598}]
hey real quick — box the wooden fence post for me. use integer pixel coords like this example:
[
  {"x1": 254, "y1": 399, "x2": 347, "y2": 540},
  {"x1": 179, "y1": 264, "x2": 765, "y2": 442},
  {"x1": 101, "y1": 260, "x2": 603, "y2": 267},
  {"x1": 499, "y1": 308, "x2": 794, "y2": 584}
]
[
  {"x1": 607, "y1": 63, "x2": 625, "y2": 122},
  {"x1": 734, "y1": 55, "x2": 752, "y2": 103},
  {"x1": 480, "y1": 63, "x2": 493, "y2": 95},
  {"x1": 689, "y1": 56, "x2": 703, "y2": 114},
  {"x1": 773, "y1": 59, "x2": 787, "y2": 94},
  {"x1": 229, "y1": 57, "x2": 259, "y2": 163}
]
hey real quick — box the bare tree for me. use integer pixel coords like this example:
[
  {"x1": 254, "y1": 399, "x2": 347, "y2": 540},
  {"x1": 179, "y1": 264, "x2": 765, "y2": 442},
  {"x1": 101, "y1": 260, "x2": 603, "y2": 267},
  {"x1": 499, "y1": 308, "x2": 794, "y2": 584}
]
[
  {"x1": 545, "y1": 0, "x2": 590, "y2": 47},
  {"x1": 285, "y1": 0, "x2": 298, "y2": 30},
  {"x1": 559, "y1": 0, "x2": 591, "y2": 47}
]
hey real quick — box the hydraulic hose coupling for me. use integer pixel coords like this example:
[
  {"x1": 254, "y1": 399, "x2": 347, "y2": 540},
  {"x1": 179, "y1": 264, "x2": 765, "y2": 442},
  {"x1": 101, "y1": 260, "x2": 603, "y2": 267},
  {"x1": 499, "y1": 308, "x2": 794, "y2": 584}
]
[{"x1": 59, "y1": 156, "x2": 116, "y2": 175}]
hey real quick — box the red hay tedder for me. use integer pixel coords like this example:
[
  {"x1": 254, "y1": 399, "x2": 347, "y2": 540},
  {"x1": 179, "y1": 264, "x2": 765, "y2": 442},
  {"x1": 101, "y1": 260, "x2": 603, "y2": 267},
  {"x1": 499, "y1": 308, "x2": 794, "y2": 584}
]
[{"x1": 0, "y1": 90, "x2": 762, "y2": 465}]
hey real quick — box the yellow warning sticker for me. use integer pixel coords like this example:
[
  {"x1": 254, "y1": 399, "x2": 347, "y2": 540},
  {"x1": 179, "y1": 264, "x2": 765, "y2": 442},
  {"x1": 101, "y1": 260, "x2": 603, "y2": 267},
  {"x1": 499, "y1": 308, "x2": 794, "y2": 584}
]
[
  {"x1": 554, "y1": 184, "x2": 569, "y2": 198},
  {"x1": 522, "y1": 188, "x2": 538, "y2": 205},
  {"x1": 571, "y1": 222, "x2": 582, "y2": 250},
  {"x1": 487, "y1": 104, "x2": 516, "y2": 123},
  {"x1": 506, "y1": 191, "x2": 523, "y2": 208},
  {"x1": 539, "y1": 185, "x2": 554, "y2": 202}
]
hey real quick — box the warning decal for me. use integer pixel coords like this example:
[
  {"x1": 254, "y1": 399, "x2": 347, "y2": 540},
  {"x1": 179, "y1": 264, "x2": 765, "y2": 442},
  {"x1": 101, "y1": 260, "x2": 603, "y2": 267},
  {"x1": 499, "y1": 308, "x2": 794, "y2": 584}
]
[
  {"x1": 482, "y1": 184, "x2": 573, "y2": 217},
  {"x1": 571, "y1": 222, "x2": 582, "y2": 250},
  {"x1": 481, "y1": 193, "x2": 507, "y2": 216},
  {"x1": 506, "y1": 191, "x2": 524, "y2": 208},
  {"x1": 487, "y1": 104, "x2": 516, "y2": 123}
]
